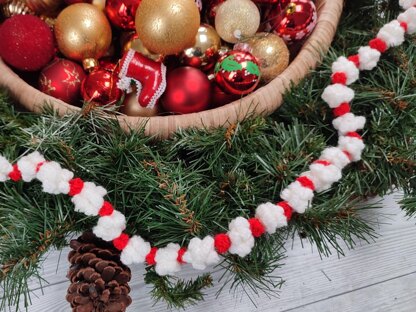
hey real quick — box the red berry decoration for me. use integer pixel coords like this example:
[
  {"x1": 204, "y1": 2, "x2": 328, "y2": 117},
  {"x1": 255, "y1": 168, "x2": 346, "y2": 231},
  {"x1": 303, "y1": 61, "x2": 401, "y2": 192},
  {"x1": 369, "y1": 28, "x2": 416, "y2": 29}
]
[
  {"x1": 214, "y1": 50, "x2": 261, "y2": 95},
  {"x1": 269, "y1": 0, "x2": 317, "y2": 44},
  {"x1": 105, "y1": 0, "x2": 141, "y2": 30},
  {"x1": 39, "y1": 59, "x2": 86, "y2": 106},
  {"x1": 81, "y1": 68, "x2": 123, "y2": 106},
  {"x1": 161, "y1": 67, "x2": 211, "y2": 114},
  {"x1": 0, "y1": 15, "x2": 55, "y2": 71}
]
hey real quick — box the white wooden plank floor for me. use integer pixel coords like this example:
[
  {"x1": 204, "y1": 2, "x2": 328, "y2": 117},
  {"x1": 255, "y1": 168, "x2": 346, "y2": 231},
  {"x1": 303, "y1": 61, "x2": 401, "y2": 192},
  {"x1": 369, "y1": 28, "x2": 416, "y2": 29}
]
[{"x1": 2, "y1": 193, "x2": 416, "y2": 312}]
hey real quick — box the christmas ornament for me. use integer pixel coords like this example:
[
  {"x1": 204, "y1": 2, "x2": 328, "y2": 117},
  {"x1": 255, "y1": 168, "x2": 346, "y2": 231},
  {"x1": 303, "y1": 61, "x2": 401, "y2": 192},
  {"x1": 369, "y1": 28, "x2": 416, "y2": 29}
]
[
  {"x1": 122, "y1": 32, "x2": 163, "y2": 62},
  {"x1": 55, "y1": 3, "x2": 112, "y2": 70},
  {"x1": 121, "y1": 88, "x2": 159, "y2": 117},
  {"x1": 1, "y1": 0, "x2": 33, "y2": 17},
  {"x1": 161, "y1": 66, "x2": 211, "y2": 114},
  {"x1": 182, "y1": 24, "x2": 221, "y2": 71},
  {"x1": 135, "y1": 0, "x2": 200, "y2": 55},
  {"x1": 269, "y1": 0, "x2": 318, "y2": 44},
  {"x1": 81, "y1": 68, "x2": 123, "y2": 106},
  {"x1": 66, "y1": 232, "x2": 132, "y2": 312},
  {"x1": 215, "y1": 0, "x2": 260, "y2": 43},
  {"x1": 39, "y1": 58, "x2": 86, "y2": 106},
  {"x1": 253, "y1": 0, "x2": 289, "y2": 4},
  {"x1": 210, "y1": 83, "x2": 240, "y2": 108},
  {"x1": 117, "y1": 49, "x2": 166, "y2": 109},
  {"x1": 25, "y1": 0, "x2": 62, "y2": 16},
  {"x1": 0, "y1": 15, "x2": 54, "y2": 71},
  {"x1": 244, "y1": 32, "x2": 289, "y2": 83},
  {"x1": 205, "y1": 0, "x2": 225, "y2": 24},
  {"x1": 105, "y1": 0, "x2": 141, "y2": 30},
  {"x1": 214, "y1": 50, "x2": 261, "y2": 95}
]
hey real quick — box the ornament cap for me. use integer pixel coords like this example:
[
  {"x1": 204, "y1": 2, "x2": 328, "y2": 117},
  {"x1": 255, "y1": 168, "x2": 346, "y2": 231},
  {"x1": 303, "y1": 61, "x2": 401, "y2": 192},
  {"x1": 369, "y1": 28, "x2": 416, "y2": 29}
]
[{"x1": 83, "y1": 58, "x2": 99, "y2": 71}]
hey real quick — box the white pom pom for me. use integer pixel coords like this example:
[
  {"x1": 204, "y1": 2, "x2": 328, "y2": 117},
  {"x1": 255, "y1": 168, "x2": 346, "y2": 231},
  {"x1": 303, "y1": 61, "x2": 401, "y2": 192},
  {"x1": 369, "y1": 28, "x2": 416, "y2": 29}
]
[
  {"x1": 155, "y1": 243, "x2": 181, "y2": 276},
  {"x1": 309, "y1": 162, "x2": 342, "y2": 192},
  {"x1": 332, "y1": 113, "x2": 366, "y2": 135},
  {"x1": 120, "y1": 235, "x2": 151, "y2": 265},
  {"x1": 398, "y1": 7, "x2": 416, "y2": 34},
  {"x1": 321, "y1": 84, "x2": 355, "y2": 108},
  {"x1": 183, "y1": 236, "x2": 220, "y2": 270},
  {"x1": 399, "y1": 0, "x2": 416, "y2": 9},
  {"x1": 332, "y1": 57, "x2": 359, "y2": 85},
  {"x1": 320, "y1": 147, "x2": 351, "y2": 169},
  {"x1": 228, "y1": 217, "x2": 255, "y2": 257},
  {"x1": 36, "y1": 162, "x2": 73, "y2": 194},
  {"x1": 280, "y1": 181, "x2": 314, "y2": 214},
  {"x1": 93, "y1": 210, "x2": 126, "y2": 241},
  {"x1": 0, "y1": 156, "x2": 13, "y2": 182},
  {"x1": 358, "y1": 46, "x2": 381, "y2": 71},
  {"x1": 338, "y1": 136, "x2": 366, "y2": 162},
  {"x1": 377, "y1": 20, "x2": 405, "y2": 47},
  {"x1": 71, "y1": 182, "x2": 107, "y2": 216},
  {"x1": 255, "y1": 202, "x2": 287, "y2": 234},
  {"x1": 17, "y1": 152, "x2": 45, "y2": 182}
]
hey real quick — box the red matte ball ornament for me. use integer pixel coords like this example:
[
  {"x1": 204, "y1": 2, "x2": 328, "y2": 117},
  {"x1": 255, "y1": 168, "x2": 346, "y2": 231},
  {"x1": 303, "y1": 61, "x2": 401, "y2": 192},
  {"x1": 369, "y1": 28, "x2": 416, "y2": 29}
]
[
  {"x1": 161, "y1": 67, "x2": 211, "y2": 114},
  {"x1": 269, "y1": 0, "x2": 318, "y2": 44},
  {"x1": 0, "y1": 15, "x2": 55, "y2": 71},
  {"x1": 81, "y1": 68, "x2": 123, "y2": 106},
  {"x1": 214, "y1": 50, "x2": 261, "y2": 95},
  {"x1": 39, "y1": 59, "x2": 86, "y2": 106},
  {"x1": 105, "y1": 0, "x2": 141, "y2": 30}
]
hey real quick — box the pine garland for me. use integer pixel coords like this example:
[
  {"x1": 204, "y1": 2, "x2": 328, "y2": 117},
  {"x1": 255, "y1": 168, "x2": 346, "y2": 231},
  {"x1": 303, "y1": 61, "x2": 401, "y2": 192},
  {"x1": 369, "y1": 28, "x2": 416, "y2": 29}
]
[{"x1": 0, "y1": 0, "x2": 415, "y2": 309}]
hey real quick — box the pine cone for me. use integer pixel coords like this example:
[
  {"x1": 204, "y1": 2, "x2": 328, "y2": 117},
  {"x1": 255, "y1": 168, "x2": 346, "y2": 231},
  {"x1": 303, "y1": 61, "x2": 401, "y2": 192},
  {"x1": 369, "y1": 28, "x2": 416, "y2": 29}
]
[{"x1": 66, "y1": 232, "x2": 132, "y2": 312}]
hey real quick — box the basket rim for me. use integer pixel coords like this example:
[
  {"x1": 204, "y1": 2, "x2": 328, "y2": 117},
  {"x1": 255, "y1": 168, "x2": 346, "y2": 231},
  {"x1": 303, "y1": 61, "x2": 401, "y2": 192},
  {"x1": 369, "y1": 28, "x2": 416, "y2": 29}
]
[{"x1": 0, "y1": 0, "x2": 344, "y2": 139}]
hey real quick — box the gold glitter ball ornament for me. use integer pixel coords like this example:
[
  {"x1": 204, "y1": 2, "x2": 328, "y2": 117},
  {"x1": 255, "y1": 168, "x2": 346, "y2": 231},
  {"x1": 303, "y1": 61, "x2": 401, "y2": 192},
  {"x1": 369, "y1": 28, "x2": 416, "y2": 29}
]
[
  {"x1": 55, "y1": 3, "x2": 112, "y2": 70},
  {"x1": 135, "y1": 0, "x2": 200, "y2": 56},
  {"x1": 244, "y1": 32, "x2": 289, "y2": 83},
  {"x1": 215, "y1": 0, "x2": 260, "y2": 44}
]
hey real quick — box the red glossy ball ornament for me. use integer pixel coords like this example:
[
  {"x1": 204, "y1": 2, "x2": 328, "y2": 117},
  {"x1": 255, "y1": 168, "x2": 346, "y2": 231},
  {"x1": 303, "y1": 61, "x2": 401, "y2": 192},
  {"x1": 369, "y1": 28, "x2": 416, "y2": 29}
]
[
  {"x1": 81, "y1": 68, "x2": 123, "y2": 106},
  {"x1": 269, "y1": 0, "x2": 317, "y2": 44},
  {"x1": 39, "y1": 59, "x2": 86, "y2": 106},
  {"x1": 214, "y1": 50, "x2": 261, "y2": 95},
  {"x1": 161, "y1": 67, "x2": 211, "y2": 114},
  {"x1": 105, "y1": 0, "x2": 141, "y2": 30},
  {"x1": 210, "y1": 84, "x2": 240, "y2": 108},
  {"x1": 0, "y1": 15, "x2": 55, "y2": 71}
]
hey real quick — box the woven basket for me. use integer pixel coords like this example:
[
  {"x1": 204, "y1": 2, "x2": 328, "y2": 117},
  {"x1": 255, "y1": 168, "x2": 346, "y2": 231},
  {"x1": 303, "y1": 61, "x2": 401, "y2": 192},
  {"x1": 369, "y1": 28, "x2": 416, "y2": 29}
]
[{"x1": 0, "y1": 0, "x2": 343, "y2": 138}]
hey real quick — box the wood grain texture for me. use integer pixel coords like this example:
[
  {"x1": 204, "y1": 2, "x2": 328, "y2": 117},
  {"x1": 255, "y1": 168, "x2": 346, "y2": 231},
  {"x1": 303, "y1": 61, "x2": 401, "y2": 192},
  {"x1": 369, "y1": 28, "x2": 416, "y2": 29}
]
[{"x1": 2, "y1": 193, "x2": 416, "y2": 312}]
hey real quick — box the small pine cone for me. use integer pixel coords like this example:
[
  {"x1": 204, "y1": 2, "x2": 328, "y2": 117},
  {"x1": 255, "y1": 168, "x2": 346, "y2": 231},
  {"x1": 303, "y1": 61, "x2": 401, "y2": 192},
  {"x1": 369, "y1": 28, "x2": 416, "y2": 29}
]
[{"x1": 66, "y1": 232, "x2": 132, "y2": 312}]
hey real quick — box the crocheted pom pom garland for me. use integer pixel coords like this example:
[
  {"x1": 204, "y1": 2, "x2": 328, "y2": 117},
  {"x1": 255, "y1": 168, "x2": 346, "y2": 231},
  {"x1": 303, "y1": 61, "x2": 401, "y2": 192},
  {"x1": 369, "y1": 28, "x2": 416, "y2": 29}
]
[{"x1": 0, "y1": 3, "x2": 413, "y2": 277}]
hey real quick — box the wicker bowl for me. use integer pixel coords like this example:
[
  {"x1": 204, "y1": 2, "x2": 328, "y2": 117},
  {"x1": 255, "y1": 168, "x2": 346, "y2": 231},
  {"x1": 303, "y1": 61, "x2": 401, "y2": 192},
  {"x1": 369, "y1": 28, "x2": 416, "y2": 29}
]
[{"x1": 0, "y1": 0, "x2": 343, "y2": 138}]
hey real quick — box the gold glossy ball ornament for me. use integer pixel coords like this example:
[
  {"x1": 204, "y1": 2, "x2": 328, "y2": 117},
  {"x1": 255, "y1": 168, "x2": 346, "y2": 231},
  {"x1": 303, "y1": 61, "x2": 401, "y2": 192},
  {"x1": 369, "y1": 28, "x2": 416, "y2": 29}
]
[
  {"x1": 55, "y1": 3, "x2": 112, "y2": 70},
  {"x1": 123, "y1": 33, "x2": 164, "y2": 62},
  {"x1": 121, "y1": 89, "x2": 159, "y2": 117},
  {"x1": 182, "y1": 24, "x2": 221, "y2": 71},
  {"x1": 135, "y1": 0, "x2": 200, "y2": 56},
  {"x1": 244, "y1": 32, "x2": 289, "y2": 82},
  {"x1": 215, "y1": 0, "x2": 260, "y2": 43}
]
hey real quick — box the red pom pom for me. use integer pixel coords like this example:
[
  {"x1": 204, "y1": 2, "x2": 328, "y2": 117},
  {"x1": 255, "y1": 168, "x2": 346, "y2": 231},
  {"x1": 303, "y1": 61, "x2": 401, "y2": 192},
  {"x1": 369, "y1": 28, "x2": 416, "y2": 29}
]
[
  {"x1": 214, "y1": 233, "x2": 231, "y2": 254},
  {"x1": 248, "y1": 218, "x2": 265, "y2": 238},
  {"x1": 331, "y1": 72, "x2": 347, "y2": 85},
  {"x1": 0, "y1": 15, "x2": 55, "y2": 71},
  {"x1": 346, "y1": 132, "x2": 363, "y2": 140},
  {"x1": 68, "y1": 178, "x2": 84, "y2": 197},
  {"x1": 146, "y1": 247, "x2": 158, "y2": 265},
  {"x1": 369, "y1": 38, "x2": 387, "y2": 53},
  {"x1": 99, "y1": 201, "x2": 115, "y2": 216},
  {"x1": 177, "y1": 247, "x2": 187, "y2": 264},
  {"x1": 8, "y1": 164, "x2": 22, "y2": 182},
  {"x1": 348, "y1": 55, "x2": 360, "y2": 68},
  {"x1": 113, "y1": 233, "x2": 130, "y2": 251},
  {"x1": 296, "y1": 176, "x2": 315, "y2": 190},
  {"x1": 333, "y1": 102, "x2": 351, "y2": 117},
  {"x1": 277, "y1": 201, "x2": 293, "y2": 221}
]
